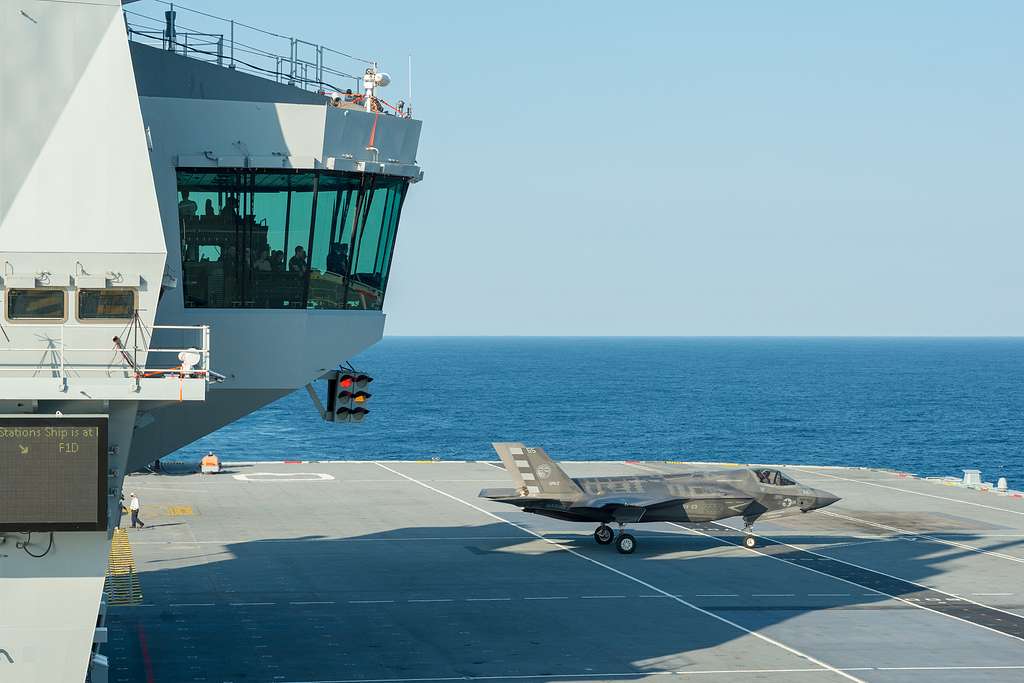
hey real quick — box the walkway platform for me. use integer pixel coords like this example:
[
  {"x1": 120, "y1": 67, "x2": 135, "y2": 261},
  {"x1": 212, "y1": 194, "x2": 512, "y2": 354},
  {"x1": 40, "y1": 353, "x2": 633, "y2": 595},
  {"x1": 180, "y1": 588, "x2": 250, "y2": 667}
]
[{"x1": 108, "y1": 460, "x2": 1024, "y2": 682}]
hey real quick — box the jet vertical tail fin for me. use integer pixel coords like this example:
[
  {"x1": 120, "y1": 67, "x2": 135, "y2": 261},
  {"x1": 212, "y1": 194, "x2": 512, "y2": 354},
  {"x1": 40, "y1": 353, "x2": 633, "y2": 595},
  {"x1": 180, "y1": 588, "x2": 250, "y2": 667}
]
[{"x1": 492, "y1": 442, "x2": 583, "y2": 500}]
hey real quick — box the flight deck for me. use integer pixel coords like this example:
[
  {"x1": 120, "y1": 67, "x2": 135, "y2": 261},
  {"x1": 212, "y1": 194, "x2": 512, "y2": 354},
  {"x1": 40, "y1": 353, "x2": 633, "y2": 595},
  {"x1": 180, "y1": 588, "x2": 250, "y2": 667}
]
[{"x1": 108, "y1": 460, "x2": 1024, "y2": 683}]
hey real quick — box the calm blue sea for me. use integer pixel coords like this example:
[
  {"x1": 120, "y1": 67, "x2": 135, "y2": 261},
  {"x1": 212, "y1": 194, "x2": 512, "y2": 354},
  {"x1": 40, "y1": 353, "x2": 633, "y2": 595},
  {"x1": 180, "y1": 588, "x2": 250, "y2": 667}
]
[{"x1": 174, "y1": 338, "x2": 1024, "y2": 486}]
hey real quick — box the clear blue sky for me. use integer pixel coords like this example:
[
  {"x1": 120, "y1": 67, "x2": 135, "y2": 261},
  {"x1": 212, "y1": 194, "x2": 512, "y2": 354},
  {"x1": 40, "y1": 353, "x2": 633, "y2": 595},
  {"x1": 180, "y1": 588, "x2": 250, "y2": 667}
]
[{"x1": 180, "y1": 2, "x2": 1023, "y2": 334}]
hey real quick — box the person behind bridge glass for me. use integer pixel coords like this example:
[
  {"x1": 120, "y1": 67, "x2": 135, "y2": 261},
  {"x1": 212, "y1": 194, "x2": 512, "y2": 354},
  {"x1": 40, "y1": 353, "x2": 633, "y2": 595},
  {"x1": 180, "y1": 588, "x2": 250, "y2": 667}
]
[
  {"x1": 254, "y1": 249, "x2": 272, "y2": 272},
  {"x1": 270, "y1": 250, "x2": 285, "y2": 272},
  {"x1": 326, "y1": 242, "x2": 349, "y2": 276},
  {"x1": 288, "y1": 245, "x2": 307, "y2": 273},
  {"x1": 221, "y1": 196, "x2": 240, "y2": 218},
  {"x1": 178, "y1": 191, "x2": 198, "y2": 218},
  {"x1": 204, "y1": 198, "x2": 215, "y2": 217}
]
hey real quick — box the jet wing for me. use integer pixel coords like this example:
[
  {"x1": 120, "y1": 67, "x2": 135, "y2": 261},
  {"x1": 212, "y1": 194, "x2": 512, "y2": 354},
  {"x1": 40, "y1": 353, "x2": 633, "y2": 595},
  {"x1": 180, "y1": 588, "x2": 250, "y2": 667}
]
[
  {"x1": 575, "y1": 494, "x2": 755, "y2": 521},
  {"x1": 576, "y1": 494, "x2": 683, "y2": 509}
]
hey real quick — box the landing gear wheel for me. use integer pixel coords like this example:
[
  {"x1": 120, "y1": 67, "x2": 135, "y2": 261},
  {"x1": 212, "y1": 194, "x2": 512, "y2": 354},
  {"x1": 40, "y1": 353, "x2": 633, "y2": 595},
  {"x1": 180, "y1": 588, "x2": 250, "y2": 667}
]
[
  {"x1": 616, "y1": 532, "x2": 637, "y2": 554},
  {"x1": 743, "y1": 535, "x2": 757, "y2": 549},
  {"x1": 594, "y1": 525, "x2": 614, "y2": 545}
]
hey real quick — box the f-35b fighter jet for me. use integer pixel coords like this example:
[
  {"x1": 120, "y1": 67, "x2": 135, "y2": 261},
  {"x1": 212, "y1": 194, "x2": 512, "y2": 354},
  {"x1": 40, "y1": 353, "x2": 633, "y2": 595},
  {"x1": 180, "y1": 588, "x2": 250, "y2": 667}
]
[{"x1": 480, "y1": 442, "x2": 840, "y2": 554}]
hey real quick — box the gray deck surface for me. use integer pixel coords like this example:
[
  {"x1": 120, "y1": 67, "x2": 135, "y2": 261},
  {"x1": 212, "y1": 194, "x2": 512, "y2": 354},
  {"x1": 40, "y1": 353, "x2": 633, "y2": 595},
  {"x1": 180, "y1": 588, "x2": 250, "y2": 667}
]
[{"x1": 107, "y1": 461, "x2": 1024, "y2": 683}]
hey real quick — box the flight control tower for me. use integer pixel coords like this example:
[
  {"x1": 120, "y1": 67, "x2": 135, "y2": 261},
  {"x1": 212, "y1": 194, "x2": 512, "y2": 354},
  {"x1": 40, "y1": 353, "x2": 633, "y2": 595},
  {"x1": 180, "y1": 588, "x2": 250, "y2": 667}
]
[{"x1": 0, "y1": 2, "x2": 422, "y2": 681}]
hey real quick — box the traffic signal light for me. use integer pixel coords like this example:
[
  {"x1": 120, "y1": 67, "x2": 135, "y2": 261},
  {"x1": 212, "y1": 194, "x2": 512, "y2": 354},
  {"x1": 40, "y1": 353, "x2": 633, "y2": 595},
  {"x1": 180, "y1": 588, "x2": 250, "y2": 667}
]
[{"x1": 331, "y1": 371, "x2": 372, "y2": 422}]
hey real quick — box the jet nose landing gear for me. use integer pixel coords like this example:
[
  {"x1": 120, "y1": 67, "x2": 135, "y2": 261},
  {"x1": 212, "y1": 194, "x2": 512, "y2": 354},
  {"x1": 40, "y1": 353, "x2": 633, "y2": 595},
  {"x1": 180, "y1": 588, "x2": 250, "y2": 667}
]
[{"x1": 741, "y1": 517, "x2": 759, "y2": 548}]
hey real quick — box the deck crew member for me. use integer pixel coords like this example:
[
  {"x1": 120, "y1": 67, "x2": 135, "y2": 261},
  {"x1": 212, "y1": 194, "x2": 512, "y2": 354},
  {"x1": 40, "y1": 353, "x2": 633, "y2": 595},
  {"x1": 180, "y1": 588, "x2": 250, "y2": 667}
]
[{"x1": 129, "y1": 493, "x2": 145, "y2": 529}]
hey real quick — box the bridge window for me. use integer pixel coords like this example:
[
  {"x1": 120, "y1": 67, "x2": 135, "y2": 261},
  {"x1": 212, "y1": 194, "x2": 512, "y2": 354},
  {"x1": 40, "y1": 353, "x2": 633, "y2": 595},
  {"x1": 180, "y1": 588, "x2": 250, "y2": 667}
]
[
  {"x1": 176, "y1": 169, "x2": 407, "y2": 310},
  {"x1": 5, "y1": 289, "x2": 65, "y2": 321},
  {"x1": 78, "y1": 289, "x2": 136, "y2": 320}
]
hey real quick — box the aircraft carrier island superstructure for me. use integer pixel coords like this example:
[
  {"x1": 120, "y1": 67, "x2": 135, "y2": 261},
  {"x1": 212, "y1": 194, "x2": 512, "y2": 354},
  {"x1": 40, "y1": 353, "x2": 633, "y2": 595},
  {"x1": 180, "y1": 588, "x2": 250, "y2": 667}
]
[{"x1": 0, "y1": 2, "x2": 422, "y2": 681}]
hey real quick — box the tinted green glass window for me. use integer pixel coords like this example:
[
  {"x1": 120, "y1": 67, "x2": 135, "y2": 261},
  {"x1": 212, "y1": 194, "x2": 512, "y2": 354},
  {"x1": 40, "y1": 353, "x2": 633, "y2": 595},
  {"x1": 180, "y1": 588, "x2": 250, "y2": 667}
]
[
  {"x1": 7, "y1": 289, "x2": 65, "y2": 320},
  {"x1": 177, "y1": 169, "x2": 408, "y2": 310},
  {"x1": 78, "y1": 289, "x2": 135, "y2": 319}
]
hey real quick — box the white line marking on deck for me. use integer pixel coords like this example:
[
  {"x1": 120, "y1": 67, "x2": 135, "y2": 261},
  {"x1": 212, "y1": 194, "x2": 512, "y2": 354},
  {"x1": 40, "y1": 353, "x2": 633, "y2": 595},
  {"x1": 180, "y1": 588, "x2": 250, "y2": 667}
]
[
  {"x1": 695, "y1": 594, "x2": 739, "y2": 597},
  {"x1": 808, "y1": 594, "x2": 849, "y2": 597},
  {"x1": 674, "y1": 521, "x2": 1024, "y2": 644},
  {"x1": 408, "y1": 599, "x2": 453, "y2": 603},
  {"x1": 374, "y1": 461, "x2": 865, "y2": 683},
  {"x1": 274, "y1": 664, "x2": 1024, "y2": 683},
  {"x1": 523, "y1": 596, "x2": 568, "y2": 600},
  {"x1": 129, "y1": 536, "x2": 531, "y2": 545},
  {"x1": 753, "y1": 594, "x2": 795, "y2": 597},
  {"x1": 169, "y1": 603, "x2": 215, "y2": 607},
  {"x1": 820, "y1": 510, "x2": 1024, "y2": 565},
  {"x1": 290, "y1": 601, "x2": 335, "y2": 605},
  {"x1": 348, "y1": 600, "x2": 395, "y2": 604},
  {"x1": 580, "y1": 595, "x2": 626, "y2": 599},
  {"x1": 803, "y1": 470, "x2": 1024, "y2": 517},
  {"x1": 232, "y1": 472, "x2": 335, "y2": 482},
  {"x1": 465, "y1": 597, "x2": 512, "y2": 602},
  {"x1": 229, "y1": 602, "x2": 275, "y2": 606},
  {"x1": 874, "y1": 665, "x2": 1024, "y2": 671},
  {"x1": 274, "y1": 668, "x2": 829, "y2": 683},
  {"x1": 125, "y1": 486, "x2": 213, "y2": 493}
]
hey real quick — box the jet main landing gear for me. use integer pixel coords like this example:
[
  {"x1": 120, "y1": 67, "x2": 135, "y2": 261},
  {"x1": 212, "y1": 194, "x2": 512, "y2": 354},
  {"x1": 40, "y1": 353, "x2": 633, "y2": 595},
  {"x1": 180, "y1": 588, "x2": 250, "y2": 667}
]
[
  {"x1": 614, "y1": 522, "x2": 636, "y2": 554},
  {"x1": 615, "y1": 532, "x2": 636, "y2": 554},
  {"x1": 594, "y1": 523, "x2": 637, "y2": 554}
]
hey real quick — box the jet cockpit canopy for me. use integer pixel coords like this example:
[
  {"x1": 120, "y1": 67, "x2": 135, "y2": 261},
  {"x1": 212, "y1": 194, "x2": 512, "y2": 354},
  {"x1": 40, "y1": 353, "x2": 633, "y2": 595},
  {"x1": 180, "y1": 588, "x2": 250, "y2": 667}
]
[{"x1": 755, "y1": 469, "x2": 798, "y2": 486}]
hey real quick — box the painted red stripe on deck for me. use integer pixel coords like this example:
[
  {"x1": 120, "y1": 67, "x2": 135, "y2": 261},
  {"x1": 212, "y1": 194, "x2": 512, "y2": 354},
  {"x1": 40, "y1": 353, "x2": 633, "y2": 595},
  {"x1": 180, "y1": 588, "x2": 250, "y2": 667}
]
[{"x1": 136, "y1": 622, "x2": 156, "y2": 683}]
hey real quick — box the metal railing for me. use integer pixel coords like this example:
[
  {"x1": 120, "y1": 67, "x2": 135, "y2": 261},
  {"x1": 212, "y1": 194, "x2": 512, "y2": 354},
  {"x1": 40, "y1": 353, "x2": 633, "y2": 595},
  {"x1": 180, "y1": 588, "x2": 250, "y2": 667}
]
[
  {"x1": 0, "y1": 324, "x2": 211, "y2": 383},
  {"x1": 123, "y1": 1, "x2": 374, "y2": 95}
]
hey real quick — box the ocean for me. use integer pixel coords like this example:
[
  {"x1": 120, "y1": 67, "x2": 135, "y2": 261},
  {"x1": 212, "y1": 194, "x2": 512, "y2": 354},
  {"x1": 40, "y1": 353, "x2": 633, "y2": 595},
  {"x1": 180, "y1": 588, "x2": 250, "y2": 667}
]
[{"x1": 175, "y1": 337, "x2": 1024, "y2": 486}]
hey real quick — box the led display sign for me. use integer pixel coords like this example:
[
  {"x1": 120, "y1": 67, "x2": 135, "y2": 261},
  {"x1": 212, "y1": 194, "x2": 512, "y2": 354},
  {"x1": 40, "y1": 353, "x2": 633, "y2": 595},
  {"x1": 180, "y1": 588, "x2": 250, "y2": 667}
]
[{"x1": 0, "y1": 416, "x2": 108, "y2": 531}]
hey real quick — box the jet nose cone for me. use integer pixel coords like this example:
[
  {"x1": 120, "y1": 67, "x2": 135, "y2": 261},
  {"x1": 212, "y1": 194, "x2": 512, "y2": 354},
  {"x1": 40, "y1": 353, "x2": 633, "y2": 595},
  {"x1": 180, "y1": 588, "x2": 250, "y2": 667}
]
[{"x1": 813, "y1": 492, "x2": 841, "y2": 510}]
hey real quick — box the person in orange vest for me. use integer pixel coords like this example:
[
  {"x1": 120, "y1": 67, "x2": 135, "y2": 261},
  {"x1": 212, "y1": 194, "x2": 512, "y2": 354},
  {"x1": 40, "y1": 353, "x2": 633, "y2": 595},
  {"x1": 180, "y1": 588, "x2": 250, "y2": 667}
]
[{"x1": 200, "y1": 451, "x2": 221, "y2": 474}]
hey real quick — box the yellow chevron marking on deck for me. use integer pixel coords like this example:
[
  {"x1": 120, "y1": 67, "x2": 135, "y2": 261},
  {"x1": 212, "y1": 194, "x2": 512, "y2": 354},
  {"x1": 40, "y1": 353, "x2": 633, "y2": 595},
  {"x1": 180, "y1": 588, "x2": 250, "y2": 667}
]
[
  {"x1": 105, "y1": 528, "x2": 143, "y2": 605},
  {"x1": 167, "y1": 505, "x2": 194, "y2": 516}
]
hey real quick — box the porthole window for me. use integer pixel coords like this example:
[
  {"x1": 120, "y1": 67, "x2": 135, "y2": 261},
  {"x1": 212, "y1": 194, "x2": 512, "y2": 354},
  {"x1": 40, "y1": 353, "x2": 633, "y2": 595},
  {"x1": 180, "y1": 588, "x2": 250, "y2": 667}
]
[
  {"x1": 6, "y1": 289, "x2": 66, "y2": 321},
  {"x1": 78, "y1": 289, "x2": 136, "y2": 320}
]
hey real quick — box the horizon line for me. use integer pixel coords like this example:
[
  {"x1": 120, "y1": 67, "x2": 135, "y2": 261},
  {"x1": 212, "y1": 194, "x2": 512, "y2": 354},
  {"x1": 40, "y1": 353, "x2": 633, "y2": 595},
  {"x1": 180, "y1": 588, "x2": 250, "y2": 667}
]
[{"x1": 380, "y1": 334, "x2": 1024, "y2": 339}]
